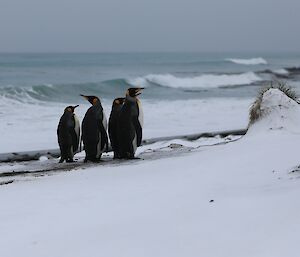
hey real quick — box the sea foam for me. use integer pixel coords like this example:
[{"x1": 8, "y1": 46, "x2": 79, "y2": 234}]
[
  {"x1": 272, "y1": 69, "x2": 289, "y2": 75},
  {"x1": 226, "y1": 58, "x2": 268, "y2": 65},
  {"x1": 128, "y1": 72, "x2": 262, "y2": 89}
]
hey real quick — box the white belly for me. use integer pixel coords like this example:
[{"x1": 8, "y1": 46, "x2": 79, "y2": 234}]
[
  {"x1": 132, "y1": 133, "x2": 137, "y2": 154},
  {"x1": 137, "y1": 99, "x2": 144, "y2": 128}
]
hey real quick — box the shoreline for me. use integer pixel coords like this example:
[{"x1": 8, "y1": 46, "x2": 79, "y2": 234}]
[
  {"x1": 0, "y1": 128, "x2": 247, "y2": 163},
  {"x1": 0, "y1": 133, "x2": 241, "y2": 181}
]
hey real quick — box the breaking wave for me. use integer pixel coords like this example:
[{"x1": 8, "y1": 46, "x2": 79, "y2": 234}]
[
  {"x1": 128, "y1": 72, "x2": 263, "y2": 89},
  {"x1": 0, "y1": 79, "x2": 133, "y2": 103},
  {"x1": 2, "y1": 68, "x2": 289, "y2": 103},
  {"x1": 272, "y1": 69, "x2": 289, "y2": 76},
  {"x1": 226, "y1": 58, "x2": 268, "y2": 65}
]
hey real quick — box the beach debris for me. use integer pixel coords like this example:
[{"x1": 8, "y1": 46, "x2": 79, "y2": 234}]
[
  {"x1": 0, "y1": 180, "x2": 14, "y2": 186},
  {"x1": 168, "y1": 143, "x2": 184, "y2": 149}
]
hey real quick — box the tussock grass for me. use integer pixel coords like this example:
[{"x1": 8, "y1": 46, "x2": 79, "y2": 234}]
[{"x1": 249, "y1": 82, "x2": 298, "y2": 125}]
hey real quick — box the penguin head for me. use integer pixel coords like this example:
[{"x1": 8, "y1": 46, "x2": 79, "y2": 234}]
[
  {"x1": 64, "y1": 105, "x2": 79, "y2": 113},
  {"x1": 126, "y1": 88, "x2": 144, "y2": 98},
  {"x1": 112, "y1": 97, "x2": 125, "y2": 107},
  {"x1": 80, "y1": 94, "x2": 100, "y2": 105}
]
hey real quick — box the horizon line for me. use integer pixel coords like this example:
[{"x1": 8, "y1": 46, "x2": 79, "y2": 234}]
[{"x1": 1, "y1": 50, "x2": 300, "y2": 55}]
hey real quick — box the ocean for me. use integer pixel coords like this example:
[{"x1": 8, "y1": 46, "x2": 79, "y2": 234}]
[{"x1": 0, "y1": 52, "x2": 300, "y2": 152}]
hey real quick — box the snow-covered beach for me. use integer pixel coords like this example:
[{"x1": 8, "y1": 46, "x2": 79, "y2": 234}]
[{"x1": 1, "y1": 87, "x2": 300, "y2": 257}]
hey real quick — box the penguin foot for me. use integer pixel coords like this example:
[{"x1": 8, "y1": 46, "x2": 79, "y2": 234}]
[
  {"x1": 118, "y1": 152, "x2": 136, "y2": 160},
  {"x1": 84, "y1": 157, "x2": 101, "y2": 163},
  {"x1": 128, "y1": 157, "x2": 141, "y2": 160},
  {"x1": 92, "y1": 159, "x2": 102, "y2": 163},
  {"x1": 119, "y1": 155, "x2": 140, "y2": 160}
]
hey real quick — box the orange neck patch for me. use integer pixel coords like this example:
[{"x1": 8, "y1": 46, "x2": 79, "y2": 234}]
[{"x1": 92, "y1": 98, "x2": 98, "y2": 105}]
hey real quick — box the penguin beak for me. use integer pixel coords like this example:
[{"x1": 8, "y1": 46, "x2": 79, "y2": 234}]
[
  {"x1": 65, "y1": 105, "x2": 78, "y2": 113},
  {"x1": 70, "y1": 105, "x2": 79, "y2": 112},
  {"x1": 134, "y1": 87, "x2": 144, "y2": 97},
  {"x1": 80, "y1": 94, "x2": 89, "y2": 101},
  {"x1": 80, "y1": 94, "x2": 97, "y2": 105},
  {"x1": 127, "y1": 87, "x2": 145, "y2": 98}
]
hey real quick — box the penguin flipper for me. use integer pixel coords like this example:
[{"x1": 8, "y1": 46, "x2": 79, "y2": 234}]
[
  {"x1": 133, "y1": 117, "x2": 143, "y2": 147},
  {"x1": 99, "y1": 122, "x2": 109, "y2": 152}
]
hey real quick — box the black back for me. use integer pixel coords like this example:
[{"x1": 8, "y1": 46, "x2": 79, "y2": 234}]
[
  {"x1": 57, "y1": 112, "x2": 77, "y2": 161},
  {"x1": 118, "y1": 97, "x2": 142, "y2": 158},
  {"x1": 108, "y1": 104, "x2": 124, "y2": 158},
  {"x1": 82, "y1": 101, "x2": 108, "y2": 160}
]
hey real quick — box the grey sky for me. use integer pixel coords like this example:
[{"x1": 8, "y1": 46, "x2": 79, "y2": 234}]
[{"x1": 0, "y1": 0, "x2": 299, "y2": 52}]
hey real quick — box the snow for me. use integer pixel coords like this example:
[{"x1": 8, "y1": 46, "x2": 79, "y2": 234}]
[
  {"x1": 248, "y1": 88, "x2": 300, "y2": 134},
  {"x1": 0, "y1": 88, "x2": 300, "y2": 257}
]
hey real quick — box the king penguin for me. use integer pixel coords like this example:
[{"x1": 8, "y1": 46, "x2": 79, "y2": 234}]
[
  {"x1": 108, "y1": 97, "x2": 125, "y2": 159},
  {"x1": 57, "y1": 105, "x2": 80, "y2": 163},
  {"x1": 81, "y1": 94, "x2": 108, "y2": 162},
  {"x1": 118, "y1": 88, "x2": 144, "y2": 159}
]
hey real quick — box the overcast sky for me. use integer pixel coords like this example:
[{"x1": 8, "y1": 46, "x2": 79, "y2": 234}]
[{"x1": 0, "y1": 0, "x2": 299, "y2": 53}]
